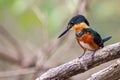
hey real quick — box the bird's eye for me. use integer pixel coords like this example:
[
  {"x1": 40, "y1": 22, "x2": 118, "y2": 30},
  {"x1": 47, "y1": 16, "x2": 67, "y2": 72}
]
[
  {"x1": 70, "y1": 22, "x2": 74, "y2": 26},
  {"x1": 70, "y1": 22, "x2": 74, "y2": 25},
  {"x1": 67, "y1": 22, "x2": 74, "y2": 28}
]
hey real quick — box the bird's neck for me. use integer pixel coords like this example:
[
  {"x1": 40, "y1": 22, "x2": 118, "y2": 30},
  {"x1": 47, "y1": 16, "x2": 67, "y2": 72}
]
[{"x1": 71, "y1": 23, "x2": 89, "y2": 34}]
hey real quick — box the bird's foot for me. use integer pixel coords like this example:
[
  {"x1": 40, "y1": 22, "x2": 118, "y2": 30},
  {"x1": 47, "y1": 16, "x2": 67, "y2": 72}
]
[
  {"x1": 78, "y1": 52, "x2": 85, "y2": 59},
  {"x1": 91, "y1": 51, "x2": 96, "y2": 61},
  {"x1": 80, "y1": 54, "x2": 88, "y2": 70}
]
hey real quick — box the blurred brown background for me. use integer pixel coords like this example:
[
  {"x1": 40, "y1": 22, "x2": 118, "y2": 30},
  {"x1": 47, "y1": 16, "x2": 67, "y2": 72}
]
[{"x1": 0, "y1": 0, "x2": 120, "y2": 80}]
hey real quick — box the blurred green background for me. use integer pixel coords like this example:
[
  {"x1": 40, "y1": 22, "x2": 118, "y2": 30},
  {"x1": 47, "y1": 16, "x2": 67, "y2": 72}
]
[
  {"x1": 0, "y1": 0, "x2": 120, "y2": 80},
  {"x1": 1, "y1": 0, "x2": 120, "y2": 45}
]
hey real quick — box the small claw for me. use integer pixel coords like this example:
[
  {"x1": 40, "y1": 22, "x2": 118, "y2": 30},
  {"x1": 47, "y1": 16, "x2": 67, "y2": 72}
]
[
  {"x1": 80, "y1": 54, "x2": 88, "y2": 70},
  {"x1": 78, "y1": 52, "x2": 85, "y2": 59},
  {"x1": 91, "y1": 51, "x2": 96, "y2": 61}
]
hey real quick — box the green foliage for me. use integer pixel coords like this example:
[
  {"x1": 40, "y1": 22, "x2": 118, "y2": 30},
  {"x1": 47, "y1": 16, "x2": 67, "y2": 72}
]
[
  {"x1": 18, "y1": 9, "x2": 42, "y2": 30},
  {"x1": 0, "y1": 0, "x2": 15, "y2": 8}
]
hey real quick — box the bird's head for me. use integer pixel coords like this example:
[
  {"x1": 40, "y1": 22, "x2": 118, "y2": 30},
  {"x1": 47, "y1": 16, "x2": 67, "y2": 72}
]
[{"x1": 58, "y1": 15, "x2": 89, "y2": 38}]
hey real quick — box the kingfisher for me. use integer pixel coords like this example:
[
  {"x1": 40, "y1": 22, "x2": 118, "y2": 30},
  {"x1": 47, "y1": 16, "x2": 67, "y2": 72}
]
[{"x1": 58, "y1": 15, "x2": 112, "y2": 58}]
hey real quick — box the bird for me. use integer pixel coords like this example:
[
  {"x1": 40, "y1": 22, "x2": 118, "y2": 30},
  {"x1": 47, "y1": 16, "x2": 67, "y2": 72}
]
[{"x1": 58, "y1": 15, "x2": 112, "y2": 58}]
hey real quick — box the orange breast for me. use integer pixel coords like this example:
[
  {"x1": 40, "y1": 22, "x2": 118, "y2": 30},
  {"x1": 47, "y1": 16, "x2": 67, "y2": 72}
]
[{"x1": 76, "y1": 32, "x2": 100, "y2": 50}]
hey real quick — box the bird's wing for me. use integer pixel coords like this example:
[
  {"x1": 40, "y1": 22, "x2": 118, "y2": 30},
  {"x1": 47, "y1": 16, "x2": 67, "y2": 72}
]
[{"x1": 86, "y1": 28, "x2": 103, "y2": 47}]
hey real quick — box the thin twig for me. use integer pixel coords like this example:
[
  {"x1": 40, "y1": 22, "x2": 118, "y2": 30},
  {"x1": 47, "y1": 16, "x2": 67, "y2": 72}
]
[
  {"x1": 0, "y1": 68, "x2": 36, "y2": 77},
  {"x1": 0, "y1": 26, "x2": 23, "y2": 63}
]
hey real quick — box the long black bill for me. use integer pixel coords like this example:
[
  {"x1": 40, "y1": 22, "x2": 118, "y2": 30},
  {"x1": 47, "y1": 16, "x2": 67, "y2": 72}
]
[{"x1": 58, "y1": 26, "x2": 71, "y2": 38}]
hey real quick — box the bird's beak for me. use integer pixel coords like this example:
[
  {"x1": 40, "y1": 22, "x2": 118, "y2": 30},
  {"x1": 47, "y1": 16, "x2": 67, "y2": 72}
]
[{"x1": 58, "y1": 25, "x2": 72, "y2": 38}]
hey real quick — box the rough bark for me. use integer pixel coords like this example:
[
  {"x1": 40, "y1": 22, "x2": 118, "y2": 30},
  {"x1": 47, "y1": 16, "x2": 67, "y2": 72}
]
[
  {"x1": 36, "y1": 42, "x2": 120, "y2": 80},
  {"x1": 87, "y1": 59, "x2": 120, "y2": 80}
]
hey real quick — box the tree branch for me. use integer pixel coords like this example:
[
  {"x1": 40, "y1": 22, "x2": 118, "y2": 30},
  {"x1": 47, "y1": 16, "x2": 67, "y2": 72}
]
[
  {"x1": 36, "y1": 42, "x2": 120, "y2": 80},
  {"x1": 0, "y1": 26, "x2": 23, "y2": 63},
  {"x1": 75, "y1": 0, "x2": 89, "y2": 15},
  {"x1": 87, "y1": 59, "x2": 120, "y2": 80},
  {"x1": 0, "y1": 68, "x2": 36, "y2": 77}
]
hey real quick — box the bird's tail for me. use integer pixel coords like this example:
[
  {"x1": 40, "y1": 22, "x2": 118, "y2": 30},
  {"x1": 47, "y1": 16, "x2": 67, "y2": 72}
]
[{"x1": 102, "y1": 36, "x2": 112, "y2": 43}]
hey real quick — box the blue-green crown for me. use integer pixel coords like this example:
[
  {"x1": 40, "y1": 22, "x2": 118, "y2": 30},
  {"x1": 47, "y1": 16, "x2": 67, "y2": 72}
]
[{"x1": 68, "y1": 15, "x2": 89, "y2": 26}]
